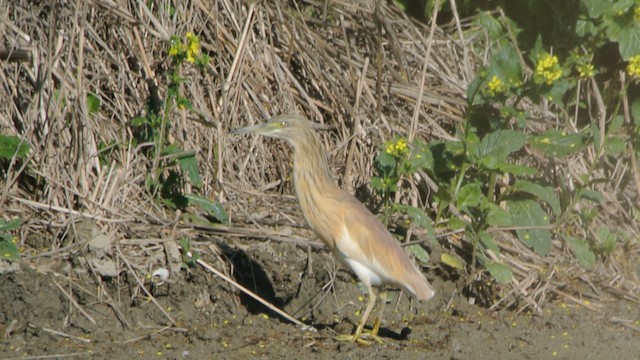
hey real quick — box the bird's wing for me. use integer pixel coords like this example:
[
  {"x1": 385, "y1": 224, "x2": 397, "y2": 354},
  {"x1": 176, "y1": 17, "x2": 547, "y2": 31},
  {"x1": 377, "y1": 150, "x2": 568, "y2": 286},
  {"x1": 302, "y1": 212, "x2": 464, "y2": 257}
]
[
  {"x1": 332, "y1": 194, "x2": 435, "y2": 300},
  {"x1": 335, "y1": 196, "x2": 409, "y2": 281}
]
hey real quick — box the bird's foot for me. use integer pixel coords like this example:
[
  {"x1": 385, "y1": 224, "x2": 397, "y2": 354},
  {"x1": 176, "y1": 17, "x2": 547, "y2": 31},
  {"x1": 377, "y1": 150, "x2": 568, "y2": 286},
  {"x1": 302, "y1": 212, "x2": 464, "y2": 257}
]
[
  {"x1": 335, "y1": 332, "x2": 383, "y2": 346},
  {"x1": 335, "y1": 319, "x2": 383, "y2": 346}
]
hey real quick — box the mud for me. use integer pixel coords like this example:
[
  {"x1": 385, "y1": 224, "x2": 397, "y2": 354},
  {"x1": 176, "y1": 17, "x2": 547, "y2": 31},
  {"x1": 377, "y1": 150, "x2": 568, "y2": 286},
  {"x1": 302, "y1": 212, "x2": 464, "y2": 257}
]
[{"x1": 1, "y1": 238, "x2": 638, "y2": 359}]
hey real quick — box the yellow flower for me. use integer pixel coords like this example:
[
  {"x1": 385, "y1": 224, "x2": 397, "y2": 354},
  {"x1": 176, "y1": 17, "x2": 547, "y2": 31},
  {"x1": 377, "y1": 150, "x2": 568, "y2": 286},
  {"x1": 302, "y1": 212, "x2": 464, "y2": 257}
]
[
  {"x1": 396, "y1": 138, "x2": 407, "y2": 152},
  {"x1": 168, "y1": 32, "x2": 202, "y2": 64},
  {"x1": 186, "y1": 32, "x2": 201, "y2": 64},
  {"x1": 487, "y1": 75, "x2": 505, "y2": 95},
  {"x1": 627, "y1": 55, "x2": 640, "y2": 79},
  {"x1": 169, "y1": 37, "x2": 184, "y2": 57},
  {"x1": 576, "y1": 63, "x2": 594, "y2": 78},
  {"x1": 535, "y1": 53, "x2": 562, "y2": 85},
  {"x1": 385, "y1": 138, "x2": 409, "y2": 157}
]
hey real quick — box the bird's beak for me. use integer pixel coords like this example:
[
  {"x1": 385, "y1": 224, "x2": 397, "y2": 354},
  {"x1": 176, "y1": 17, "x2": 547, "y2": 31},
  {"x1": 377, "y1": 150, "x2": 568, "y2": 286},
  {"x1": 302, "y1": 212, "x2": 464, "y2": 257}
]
[{"x1": 230, "y1": 122, "x2": 269, "y2": 135}]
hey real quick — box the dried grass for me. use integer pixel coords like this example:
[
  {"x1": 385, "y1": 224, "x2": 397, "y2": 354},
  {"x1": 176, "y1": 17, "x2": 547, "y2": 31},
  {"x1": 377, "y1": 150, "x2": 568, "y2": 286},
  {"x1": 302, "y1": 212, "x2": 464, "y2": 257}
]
[{"x1": 1, "y1": 0, "x2": 638, "y2": 321}]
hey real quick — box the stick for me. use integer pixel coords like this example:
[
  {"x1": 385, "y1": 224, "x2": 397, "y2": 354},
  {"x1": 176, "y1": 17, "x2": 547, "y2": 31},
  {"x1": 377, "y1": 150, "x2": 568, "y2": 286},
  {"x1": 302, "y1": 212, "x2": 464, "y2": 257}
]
[{"x1": 196, "y1": 258, "x2": 317, "y2": 332}]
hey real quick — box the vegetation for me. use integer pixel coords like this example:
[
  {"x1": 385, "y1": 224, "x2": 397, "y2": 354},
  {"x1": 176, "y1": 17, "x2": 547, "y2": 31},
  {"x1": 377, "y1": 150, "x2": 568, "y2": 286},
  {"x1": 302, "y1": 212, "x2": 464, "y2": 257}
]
[{"x1": 373, "y1": 0, "x2": 639, "y2": 284}]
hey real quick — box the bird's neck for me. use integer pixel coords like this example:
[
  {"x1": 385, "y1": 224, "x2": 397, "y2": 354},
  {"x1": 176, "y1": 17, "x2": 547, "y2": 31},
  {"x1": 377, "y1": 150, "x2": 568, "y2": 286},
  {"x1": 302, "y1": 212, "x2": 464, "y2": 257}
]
[
  {"x1": 291, "y1": 137, "x2": 340, "y2": 237},
  {"x1": 292, "y1": 141, "x2": 335, "y2": 193}
]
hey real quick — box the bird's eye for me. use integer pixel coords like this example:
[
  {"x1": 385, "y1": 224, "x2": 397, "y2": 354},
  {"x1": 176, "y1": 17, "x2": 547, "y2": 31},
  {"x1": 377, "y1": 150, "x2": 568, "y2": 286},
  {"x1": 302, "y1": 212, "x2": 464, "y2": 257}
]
[{"x1": 280, "y1": 121, "x2": 288, "y2": 128}]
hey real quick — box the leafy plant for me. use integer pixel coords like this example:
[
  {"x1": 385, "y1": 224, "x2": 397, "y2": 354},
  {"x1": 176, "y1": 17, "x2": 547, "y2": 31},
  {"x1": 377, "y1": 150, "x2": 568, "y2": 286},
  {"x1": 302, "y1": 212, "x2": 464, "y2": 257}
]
[
  {"x1": 373, "y1": 0, "x2": 639, "y2": 288},
  {"x1": 0, "y1": 219, "x2": 22, "y2": 262},
  {"x1": 179, "y1": 238, "x2": 200, "y2": 269},
  {"x1": 371, "y1": 137, "x2": 435, "y2": 263},
  {"x1": 129, "y1": 32, "x2": 226, "y2": 220},
  {"x1": 0, "y1": 135, "x2": 31, "y2": 160}
]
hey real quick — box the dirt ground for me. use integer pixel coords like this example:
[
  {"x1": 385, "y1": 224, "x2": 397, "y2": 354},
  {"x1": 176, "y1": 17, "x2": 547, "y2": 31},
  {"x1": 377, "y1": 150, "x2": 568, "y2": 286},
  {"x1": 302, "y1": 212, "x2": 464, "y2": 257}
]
[{"x1": 1, "y1": 236, "x2": 638, "y2": 360}]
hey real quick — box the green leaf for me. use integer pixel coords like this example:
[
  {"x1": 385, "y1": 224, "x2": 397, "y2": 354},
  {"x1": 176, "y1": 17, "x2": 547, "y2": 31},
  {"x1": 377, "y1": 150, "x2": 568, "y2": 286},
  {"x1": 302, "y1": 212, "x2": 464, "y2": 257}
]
[
  {"x1": 164, "y1": 145, "x2": 203, "y2": 187},
  {"x1": 566, "y1": 236, "x2": 596, "y2": 269},
  {"x1": 576, "y1": 19, "x2": 598, "y2": 37},
  {"x1": 609, "y1": 115, "x2": 624, "y2": 133},
  {"x1": 581, "y1": 0, "x2": 613, "y2": 17},
  {"x1": 447, "y1": 217, "x2": 467, "y2": 231},
  {"x1": 484, "y1": 202, "x2": 513, "y2": 227},
  {"x1": 529, "y1": 129, "x2": 586, "y2": 158},
  {"x1": 595, "y1": 227, "x2": 617, "y2": 254},
  {"x1": 577, "y1": 188, "x2": 603, "y2": 204},
  {"x1": 615, "y1": 24, "x2": 640, "y2": 60},
  {"x1": 456, "y1": 183, "x2": 482, "y2": 210},
  {"x1": 475, "y1": 12, "x2": 503, "y2": 38},
  {"x1": 545, "y1": 79, "x2": 571, "y2": 106},
  {"x1": 479, "y1": 231, "x2": 500, "y2": 254},
  {"x1": 185, "y1": 194, "x2": 229, "y2": 223},
  {"x1": 508, "y1": 199, "x2": 552, "y2": 256},
  {"x1": 435, "y1": 186, "x2": 453, "y2": 205},
  {"x1": 371, "y1": 177, "x2": 385, "y2": 191},
  {"x1": 485, "y1": 261, "x2": 513, "y2": 284},
  {"x1": 375, "y1": 151, "x2": 396, "y2": 169},
  {"x1": 178, "y1": 155, "x2": 202, "y2": 186},
  {"x1": 471, "y1": 130, "x2": 526, "y2": 169},
  {"x1": 86, "y1": 93, "x2": 101, "y2": 116},
  {"x1": 130, "y1": 116, "x2": 148, "y2": 127},
  {"x1": 405, "y1": 140, "x2": 433, "y2": 173},
  {"x1": 0, "y1": 235, "x2": 20, "y2": 262},
  {"x1": 512, "y1": 180, "x2": 561, "y2": 216},
  {"x1": 488, "y1": 43, "x2": 523, "y2": 86},
  {"x1": 398, "y1": 205, "x2": 435, "y2": 235},
  {"x1": 0, "y1": 218, "x2": 22, "y2": 231},
  {"x1": 529, "y1": 35, "x2": 545, "y2": 64},
  {"x1": 441, "y1": 253, "x2": 465, "y2": 269},
  {"x1": 604, "y1": 136, "x2": 626, "y2": 156},
  {"x1": 0, "y1": 134, "x2": 31, "y2": 160},
  {"x1": 612, "y1": 0, "x2": 634, "y2": 12},
  {"x1": 467, "y1": 73, "x2": 486, "y2": 106},
  {"x1": 177, "y1": 97, "x2": 193, "y2": 111},
  {"x1": 406, "y1": 244, "x2": 430, "y2": 264}
]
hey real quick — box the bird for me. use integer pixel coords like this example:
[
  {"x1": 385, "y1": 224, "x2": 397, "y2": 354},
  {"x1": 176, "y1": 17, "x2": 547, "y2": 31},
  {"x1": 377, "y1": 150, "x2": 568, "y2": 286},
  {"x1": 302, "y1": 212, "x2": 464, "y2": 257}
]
[{"x1": 232, "y1": 114, "x2": 435, "y2": 344}]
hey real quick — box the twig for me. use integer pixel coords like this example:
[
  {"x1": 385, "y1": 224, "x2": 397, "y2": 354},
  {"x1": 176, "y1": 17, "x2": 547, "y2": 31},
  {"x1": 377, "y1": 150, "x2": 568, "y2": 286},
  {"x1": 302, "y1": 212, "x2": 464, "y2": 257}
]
[
  {"x1": 408, "y1": 0, "x2": 440, "y2": 143},
  {"x1": 196, "y1": 258, "x2": 317, "y2": 332},
  {"x1": 52, "y1": 278, "x2": 97, "y2": 326},
  {"x1": 3, "y1": 353, "x2": 91, "y2": 360},
  {"x1": 122, "y1": 324, "x2": 188, "y2": 344},
  {"x1": 115, "y1": 246, "x2": 176, "y2": 325},
  {"x1": 41, "y1": 326, "x2": 92, "y2": 343}
]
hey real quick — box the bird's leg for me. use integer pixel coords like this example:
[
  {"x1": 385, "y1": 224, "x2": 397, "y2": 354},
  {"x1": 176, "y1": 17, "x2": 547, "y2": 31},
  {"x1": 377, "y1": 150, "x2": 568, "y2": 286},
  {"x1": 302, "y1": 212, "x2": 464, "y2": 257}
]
[
  {"x1": 335, "y1": 284, "x2": 383, "y2": 345},
  {"x1": 368, "y1": 290, "x2": 387, "y2": 336}
]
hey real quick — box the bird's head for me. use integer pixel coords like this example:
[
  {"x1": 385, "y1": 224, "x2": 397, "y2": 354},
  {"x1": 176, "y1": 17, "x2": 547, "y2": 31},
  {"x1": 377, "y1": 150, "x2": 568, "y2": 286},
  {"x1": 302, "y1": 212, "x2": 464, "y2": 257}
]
[{"x1": 231, "y1": 114, "x2": 318, "y2": 148}]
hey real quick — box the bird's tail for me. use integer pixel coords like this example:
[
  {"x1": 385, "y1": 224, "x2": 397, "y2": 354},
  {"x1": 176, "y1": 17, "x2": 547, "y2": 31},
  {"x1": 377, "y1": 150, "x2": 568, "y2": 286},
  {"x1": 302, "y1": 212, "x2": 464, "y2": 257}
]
[{"x1": 406, "y1": 269, "x2": 435, "y2": 301}]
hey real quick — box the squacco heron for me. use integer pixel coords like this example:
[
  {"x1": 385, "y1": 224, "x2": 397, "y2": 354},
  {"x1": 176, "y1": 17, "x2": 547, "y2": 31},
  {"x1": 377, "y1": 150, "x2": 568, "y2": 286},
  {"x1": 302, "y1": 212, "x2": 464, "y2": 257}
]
[{"x1": 233, "y1": 114, "x2": 435, "y2": 344}]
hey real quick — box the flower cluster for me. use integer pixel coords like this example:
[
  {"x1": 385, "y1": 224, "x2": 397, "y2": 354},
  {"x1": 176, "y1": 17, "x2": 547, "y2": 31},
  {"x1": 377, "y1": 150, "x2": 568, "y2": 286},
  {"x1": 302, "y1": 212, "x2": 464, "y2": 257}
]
[
  {"x1": 535, "y1": 53, "x2": 562, "y2": 85},
  {"x1": 169, "y1": 32, "x2": 203, "y2": 64},
  {"x1": 627, "y1": 55, "x2": 640, "y2": 79},
  {"x1": 385, "y1": 138, "x2": 408, "y2": 157},
  {"x1": 576, "y1": 63, "x2": 594, "y2": 78},
  {"x1": 486, "y1": 75, "x2": 506, "y2": 96}
]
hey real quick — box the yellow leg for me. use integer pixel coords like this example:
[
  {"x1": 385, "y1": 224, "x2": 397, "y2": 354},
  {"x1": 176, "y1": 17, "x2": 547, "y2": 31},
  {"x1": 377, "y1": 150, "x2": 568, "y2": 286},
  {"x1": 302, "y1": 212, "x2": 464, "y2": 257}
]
[
  {"x1": 368, "y1": 291, "x2": 387, "y2": 336},
  {"x1": 335, "y1": 284, "x2": 383, "y2": 345}
]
